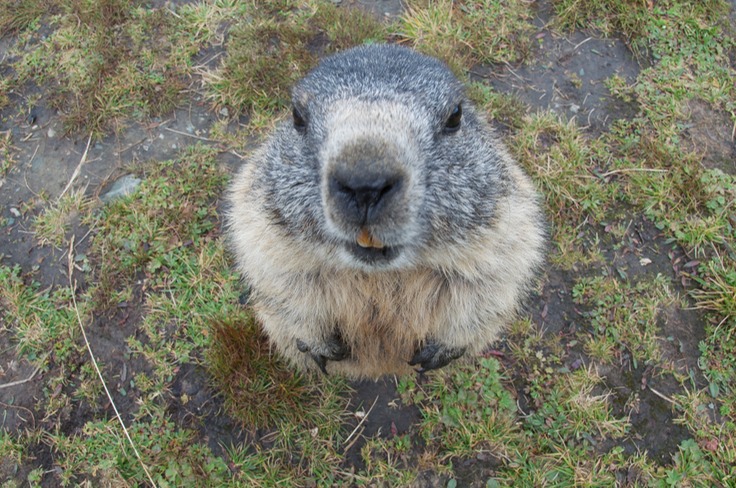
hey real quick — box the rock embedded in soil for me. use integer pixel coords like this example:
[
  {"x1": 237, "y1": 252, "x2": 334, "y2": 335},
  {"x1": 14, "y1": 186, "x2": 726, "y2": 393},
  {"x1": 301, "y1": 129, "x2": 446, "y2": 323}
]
[{"x1": 101, "y1": 175, "x2": 142, "y2": 203}]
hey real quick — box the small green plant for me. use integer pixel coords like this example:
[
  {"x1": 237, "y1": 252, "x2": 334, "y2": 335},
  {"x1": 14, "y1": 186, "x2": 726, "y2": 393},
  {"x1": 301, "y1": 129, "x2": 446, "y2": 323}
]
[
  {"x1": 0, "y1": 429, "x2": 24, "y2": 469},
  {"x1": 0, "y1": 129, "x2": 13, "y2": 175},
  {"x1": 525, "y1": 367, "x2": 627, "y2": 445},
  {"x1": 510, "y1": 112, "x2": 619, "y2": 271},
  {"x1": 89, "y1": 145, "x2": 226, "y2": 285},
  {"x1": 411, "y1": 358, "x2": 519, "y2": 465},
  {"x1": 0, "y1": 0, "x2": 47, "y2": 36},
  {"x1": 467, "y1": 82, "x2": 528, "y2": 130},
  {"x1": 551, "y1": 0, "x2": 651, "y2": 45},
  {"x1": 572, "y1": 274, "x2": 676, "y2": 367}
]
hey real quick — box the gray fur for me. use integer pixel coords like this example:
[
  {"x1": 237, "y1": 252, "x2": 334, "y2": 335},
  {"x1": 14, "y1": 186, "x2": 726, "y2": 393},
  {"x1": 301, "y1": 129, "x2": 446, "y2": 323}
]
[{"x1": 227, "y1": 44, "x2": 546, "y2": 378}]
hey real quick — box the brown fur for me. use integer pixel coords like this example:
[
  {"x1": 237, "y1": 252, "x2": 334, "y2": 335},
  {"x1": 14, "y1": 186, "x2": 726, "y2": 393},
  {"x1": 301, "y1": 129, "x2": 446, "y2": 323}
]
[{"x1": 228, "y1": 155, "x2": 543, "y2": 378}]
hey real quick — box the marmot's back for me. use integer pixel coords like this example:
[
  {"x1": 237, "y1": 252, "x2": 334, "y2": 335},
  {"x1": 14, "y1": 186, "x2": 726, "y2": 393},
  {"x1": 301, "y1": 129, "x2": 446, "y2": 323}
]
[{"x1": 227, "y1": 44, "x2": 545, "y2": 378}]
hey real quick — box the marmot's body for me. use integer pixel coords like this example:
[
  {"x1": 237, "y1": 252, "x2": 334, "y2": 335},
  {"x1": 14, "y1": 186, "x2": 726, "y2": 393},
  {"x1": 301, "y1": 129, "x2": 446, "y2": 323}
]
[{"x1": 228, "y1": 44, "x2": 545, "y2": 379}]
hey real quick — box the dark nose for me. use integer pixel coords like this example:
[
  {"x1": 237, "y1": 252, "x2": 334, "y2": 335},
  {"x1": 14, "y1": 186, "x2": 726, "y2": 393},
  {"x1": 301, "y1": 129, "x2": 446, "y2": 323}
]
[{"x1": 329, "y1": 171, "x2": 403, "y2": 224}]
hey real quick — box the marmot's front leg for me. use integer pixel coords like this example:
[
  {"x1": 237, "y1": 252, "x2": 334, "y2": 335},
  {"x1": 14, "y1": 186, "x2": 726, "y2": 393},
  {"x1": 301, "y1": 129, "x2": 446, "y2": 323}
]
[
  {"x1": 409, "y1": 339, "x2": 466, "y2": 372},
  {"x1": 296, "y1": 332, "x2": 350, "y2": 375}
]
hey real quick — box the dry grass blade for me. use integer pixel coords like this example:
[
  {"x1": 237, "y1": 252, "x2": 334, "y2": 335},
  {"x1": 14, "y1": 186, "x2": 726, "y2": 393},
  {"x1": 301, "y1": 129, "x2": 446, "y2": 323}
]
[
  {"x1": 65, "y1": 235, "x2": 158, "y2": 487},
  {"x1": 343, "y1": 395, "x2": 379, "y2": 452},
  {"x1": 0, "y1": 363, "x2": 41, "y2": 389},
  {"x1": 58, "y1": 134, "x2": 91, "y2": 202}
]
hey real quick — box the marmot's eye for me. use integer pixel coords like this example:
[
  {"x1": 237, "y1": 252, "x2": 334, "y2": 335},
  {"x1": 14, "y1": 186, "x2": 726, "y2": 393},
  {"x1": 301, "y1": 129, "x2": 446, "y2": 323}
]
[
  {"x1": 293, "y1": 106, "x2": 307, "y2": 132},
  {"x1": 444, "y1": 104, "x2": 462, "y2": 133}
]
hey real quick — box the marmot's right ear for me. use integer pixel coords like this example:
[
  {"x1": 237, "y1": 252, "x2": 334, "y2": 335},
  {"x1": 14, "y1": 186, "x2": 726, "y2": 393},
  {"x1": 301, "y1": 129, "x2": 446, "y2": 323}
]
[{"x1": 293, "y1": 106, "x2": 307, "y2": 132}]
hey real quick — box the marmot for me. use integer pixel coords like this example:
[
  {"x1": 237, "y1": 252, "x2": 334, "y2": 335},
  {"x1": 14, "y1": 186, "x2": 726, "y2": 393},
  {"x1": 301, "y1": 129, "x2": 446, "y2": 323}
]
[{"x1": 227, "y1": 44, "x2": 545, "y2": 379}]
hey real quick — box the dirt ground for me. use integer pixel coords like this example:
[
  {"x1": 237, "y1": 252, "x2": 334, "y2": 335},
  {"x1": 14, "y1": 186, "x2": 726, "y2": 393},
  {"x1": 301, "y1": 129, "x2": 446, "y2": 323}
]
[{"x1": 1, "y1": 0, "x2": 734, "y2": 485}]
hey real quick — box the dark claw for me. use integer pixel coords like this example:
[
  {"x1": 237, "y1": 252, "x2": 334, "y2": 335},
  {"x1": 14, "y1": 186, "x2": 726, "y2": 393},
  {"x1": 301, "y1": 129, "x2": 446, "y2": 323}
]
[
  {"x1": 296, "y1": 339, "x2": 310, "y2": 353},
  {"x1": 296, "y1": 334, "x2": 350, "y2": 375},
  {"x1": 409, "y1": 340, "x2": 465, "y2": 372},
  {"x1": 313, "y1": 353, "x2": 329, "y2": 375}
]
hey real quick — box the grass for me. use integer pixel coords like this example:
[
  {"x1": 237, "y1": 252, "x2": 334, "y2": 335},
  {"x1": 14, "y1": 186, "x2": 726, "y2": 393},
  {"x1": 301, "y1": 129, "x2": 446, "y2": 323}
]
[
  {"x1": 1, "y1": 0, "x2": 736, "y2": 485},
  {"x1": 200, "y1": 0, "x2": 385, "y2": 130},
  {"x1": 206, "y1": 316, "x2": 335, "y2": 429},
  {"x1": 32, "y1": 188, "x2": 91, "y2": 248},
  {"x1": 398, "y1": 0, "x2": 534, "y2": 75},
  {"x1": 0, "y1": 264, "x2": 82, "y2": 365},
  {"x1": 571, "y1": 273, "x2": 677, "y2": 366},
  {"x1": 2, "y1": 0, "x2": 234, "y2": 137},
  {"x1": 0, "y1": 130, "x2": 13, "y2": 182}
]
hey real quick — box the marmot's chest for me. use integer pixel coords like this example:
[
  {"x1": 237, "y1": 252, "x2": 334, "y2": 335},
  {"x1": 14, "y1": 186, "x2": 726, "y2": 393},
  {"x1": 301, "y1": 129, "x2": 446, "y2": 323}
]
[{"x1": 327, "y1": 271, "x2": 445, "y2": 364}]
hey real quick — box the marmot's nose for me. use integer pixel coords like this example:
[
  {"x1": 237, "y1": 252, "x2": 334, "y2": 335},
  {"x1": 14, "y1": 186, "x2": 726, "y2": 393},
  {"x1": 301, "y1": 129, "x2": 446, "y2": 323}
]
[{"x1": 329, "y1": 172, "x2": 403, "y2": 224}]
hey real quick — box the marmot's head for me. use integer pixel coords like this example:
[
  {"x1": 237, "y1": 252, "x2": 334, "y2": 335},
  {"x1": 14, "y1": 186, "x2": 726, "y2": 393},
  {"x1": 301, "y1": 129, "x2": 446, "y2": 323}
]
[{"x1": 262, "y1": 44, "x2": 507, "y2": 271}]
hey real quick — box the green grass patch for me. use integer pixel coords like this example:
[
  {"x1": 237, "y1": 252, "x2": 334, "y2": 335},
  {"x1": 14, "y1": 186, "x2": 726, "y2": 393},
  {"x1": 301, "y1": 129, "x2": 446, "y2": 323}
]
[
  {"x1": 0, "y1": 129, "x2": 13, "y2": 177},
  {"x1": 572, "y1": 273, "x2": 678, "y2": 366},
  {"x1": 398, "y1": 0, "x2": 534, "y2": 74},
  {"x1": 32, "y1": 189, "x2": 91, "y2": 248},
  {"x1": 551, "y1": 0, "x2": 730, "y2": 57},
  {"x1": 406, "y1": 358, "x2": 519, "y2": 461},
  {"x1": 45, "y1": 414, "x2": 232, "y2": 486},
  {"x1": 396, "y1": 356, "x2": 629, "y2": 485},
  {"x1": 88, "y1": 145, "x2": 226, "y2": 287},
  {"x1": 468, "y1": 82, "x2": 529, "y2": 130},
  {"x1": 0, "y1": 0, "x2": 50, "y2": 37},
  {"x1": 513, "y1": 112, "x2": 616, "y2": 225},
  {"x1": 508, "y1": 112, "x2": 621, "y2": 269},
  {"x1": 0, "y1": 264, "x2": 82, "y2": 365},
  {"x1": 4, "y1": 0, "x2": 236, "y2": 137},
  {"x1": 201, "y1": 0, "x2": 386, "y2": 131}
]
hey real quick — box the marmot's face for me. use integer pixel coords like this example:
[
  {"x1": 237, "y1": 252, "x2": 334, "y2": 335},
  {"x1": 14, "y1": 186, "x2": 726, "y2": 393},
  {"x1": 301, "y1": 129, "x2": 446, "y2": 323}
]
[
  {"x1": 318, "y1": 99, "x2": 427, "y2": 268},
  {"x1": 264, "y1": 45, "x2": 501, "y2": 272}
]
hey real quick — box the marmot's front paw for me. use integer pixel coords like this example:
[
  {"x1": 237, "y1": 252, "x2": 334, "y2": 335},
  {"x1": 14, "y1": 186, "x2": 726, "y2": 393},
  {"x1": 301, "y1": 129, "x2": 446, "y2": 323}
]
[
  {"x1": 409, "y1": 340, "x2": 466, "y2": 372},
  {"x1": 296, "y1": 335, "x2": 350, "y2": 375}
]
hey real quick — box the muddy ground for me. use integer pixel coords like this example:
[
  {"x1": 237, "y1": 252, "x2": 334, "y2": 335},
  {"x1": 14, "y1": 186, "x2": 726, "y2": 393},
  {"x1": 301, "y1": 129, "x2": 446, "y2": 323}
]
[{"x1": 1, "y1": 0, "x2": 734, "y2": 485}]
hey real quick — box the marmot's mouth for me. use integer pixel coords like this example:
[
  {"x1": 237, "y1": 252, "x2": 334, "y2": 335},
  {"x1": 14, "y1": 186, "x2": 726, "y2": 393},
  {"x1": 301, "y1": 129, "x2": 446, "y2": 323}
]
[
  {"x1": 347, "y1": 242, "x2": 401, "y2": 265},
  {"x1": 356, "y1": 227, "x2": 384, "y2": 249}
]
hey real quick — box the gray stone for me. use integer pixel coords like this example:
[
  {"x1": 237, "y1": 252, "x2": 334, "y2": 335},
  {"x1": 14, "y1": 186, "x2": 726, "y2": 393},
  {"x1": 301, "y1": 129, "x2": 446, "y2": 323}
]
[{"x1": 101, "y1": 175, "x2": 142, "y2": 203}]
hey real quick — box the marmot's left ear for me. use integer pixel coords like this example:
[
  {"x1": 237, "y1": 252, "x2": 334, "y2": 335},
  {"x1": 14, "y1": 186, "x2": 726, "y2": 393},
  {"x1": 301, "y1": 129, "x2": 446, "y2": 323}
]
[{"x1": 292, "y1": 87, "x2": 310, "y2": 107}]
